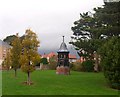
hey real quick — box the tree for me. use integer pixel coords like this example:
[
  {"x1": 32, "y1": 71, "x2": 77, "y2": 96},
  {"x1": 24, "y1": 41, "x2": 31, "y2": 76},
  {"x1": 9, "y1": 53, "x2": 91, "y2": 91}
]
[
  {"x1": 40, "y1": 58, "x2": 48, "y2": 65},
  {"x1": 3, "y1": 34, "x2": 25, "y2": 46},
  {"x1": 93, "y1": 2, "x2": 120, "y2": 37},
  {"x1": 70, "y1": 12, "x2": 103, "y2": 59},
  {"x1": 70, "y1": 2, "x2": 120, "y2": 71},
  {"x1": 20, "y1": 29, "x2": 40, "y2": 85},
  {"x1": 40, "y1": 58, "x2": 49, "y2": 70},
  {"x1": 11, "y1": 34, "x2": 22, "y2": 77},
  {"x1": 3, "y1": 35, "x2": 17, "y2": 45},
  {"x1": 99, "y1": 36, "x2": 120, "y2": 90},
  {"x1": 70, "y1": 12, "x2": 103, "y2": 72}
]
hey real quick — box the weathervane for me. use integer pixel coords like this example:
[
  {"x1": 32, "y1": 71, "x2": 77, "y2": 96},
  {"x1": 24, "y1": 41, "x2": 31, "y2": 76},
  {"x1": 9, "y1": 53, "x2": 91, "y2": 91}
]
[{"x1": 63, "y1": 36, "x2": 64, "y2": 42}]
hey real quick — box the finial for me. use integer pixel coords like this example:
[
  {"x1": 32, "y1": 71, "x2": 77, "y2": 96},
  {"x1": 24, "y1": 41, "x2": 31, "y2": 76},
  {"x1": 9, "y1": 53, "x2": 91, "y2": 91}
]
[{"x1": 63, "y1": 36, "x2": 64, "y2": 42}]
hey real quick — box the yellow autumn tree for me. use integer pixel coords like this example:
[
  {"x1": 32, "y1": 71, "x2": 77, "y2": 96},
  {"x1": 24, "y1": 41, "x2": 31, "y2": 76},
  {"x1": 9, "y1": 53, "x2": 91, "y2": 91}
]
[
  {"x1": 11, "y1": 34, "x2": 22, "y2": 77},
  {"x1": 20, "y1": 29, "x2": 40, "y2": 85}
]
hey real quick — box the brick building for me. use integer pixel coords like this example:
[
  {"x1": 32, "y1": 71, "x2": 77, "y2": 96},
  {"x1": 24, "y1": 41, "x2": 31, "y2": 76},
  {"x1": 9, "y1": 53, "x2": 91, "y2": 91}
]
[{"x1": 0, "y1": 39, "x2": 10, "y2": 69}]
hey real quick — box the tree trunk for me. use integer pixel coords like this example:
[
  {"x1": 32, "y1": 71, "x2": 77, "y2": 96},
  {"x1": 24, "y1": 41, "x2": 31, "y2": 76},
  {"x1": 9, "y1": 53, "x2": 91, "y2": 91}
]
[
  {"x1": 27, "y1": 72, "x2": 30, "y2": 85},
  {"x1": 14, "y1": 69, "x2": 17, "y2": 77},
  {"x1": 27, "y1": 58, "x2": 31, "y2": 85},
  {"x1": 7, "y1": 66, "x2": 10, "y2": 71},
  {"x1": 94, "y1": 52, "x2": 99, "y2": 72}
]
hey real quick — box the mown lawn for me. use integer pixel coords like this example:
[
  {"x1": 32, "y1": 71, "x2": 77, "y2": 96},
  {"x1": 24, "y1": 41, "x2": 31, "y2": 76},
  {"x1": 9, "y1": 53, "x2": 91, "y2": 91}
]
[{"x1": 2, "y1": 70, "x2": 119, "y2": 95}]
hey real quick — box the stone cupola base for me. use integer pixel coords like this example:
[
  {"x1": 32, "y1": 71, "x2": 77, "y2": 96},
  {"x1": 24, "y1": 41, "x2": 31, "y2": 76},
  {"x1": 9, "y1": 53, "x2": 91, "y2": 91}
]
[{"x1": 56, "y1": 66, "x2": 70, "y2": 75}]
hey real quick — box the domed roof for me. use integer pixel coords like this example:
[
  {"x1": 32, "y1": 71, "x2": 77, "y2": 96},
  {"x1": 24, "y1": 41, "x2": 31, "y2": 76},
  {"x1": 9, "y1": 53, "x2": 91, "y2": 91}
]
[{"x1": 58, "y1": 36, "x2": 69, "y2": 52}]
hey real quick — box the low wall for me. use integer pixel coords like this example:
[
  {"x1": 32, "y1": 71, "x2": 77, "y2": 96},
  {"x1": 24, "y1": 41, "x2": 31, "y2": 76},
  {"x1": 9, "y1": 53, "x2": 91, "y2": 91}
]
[{"x1": 56, "y1": 66, "x2": 70, "y2": 75}]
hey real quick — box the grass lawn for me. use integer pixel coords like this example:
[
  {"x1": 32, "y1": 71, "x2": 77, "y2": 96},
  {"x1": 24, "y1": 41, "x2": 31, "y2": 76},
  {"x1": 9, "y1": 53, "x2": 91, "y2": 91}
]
[{"x1": 2, "y1": 70, "x2": 119, "y2": 95}]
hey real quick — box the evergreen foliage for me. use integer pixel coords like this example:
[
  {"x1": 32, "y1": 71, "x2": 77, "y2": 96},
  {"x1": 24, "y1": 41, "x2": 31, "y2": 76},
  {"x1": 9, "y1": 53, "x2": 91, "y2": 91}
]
[
  {"x1": 40, "y1": 58, "x2": 48, "y2": 65},
  {"x1": 81, "y1": 60, "x2": 94, "y2": 72},
  {"x1": 99, "y1": 36, "x2": 120, "y2": 89}
]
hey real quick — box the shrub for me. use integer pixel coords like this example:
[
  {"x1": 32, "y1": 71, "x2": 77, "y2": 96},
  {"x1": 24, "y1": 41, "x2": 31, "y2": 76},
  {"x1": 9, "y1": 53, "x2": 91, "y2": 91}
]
[
  {"x1": 71, "y1": 62, "x2": 83, "y2": 72},
  {"x1": 48, "y1": 62, "x2": 56, "y2": 70},
  {"x1": 69, "y1": 63, "x2": 74, "y2": 69},
  {"x1": 99, "y1": 36, "x2": 120, "y2": 90},
  {"x1": 48, "y1": 56, "x2": 57, "y2": 70},
  {"x1": 81, "y1": 60, "x2": 94, "y2": 72},
  {"x1": 40, "y1": 58, "x2": 48, "y2": 65}
]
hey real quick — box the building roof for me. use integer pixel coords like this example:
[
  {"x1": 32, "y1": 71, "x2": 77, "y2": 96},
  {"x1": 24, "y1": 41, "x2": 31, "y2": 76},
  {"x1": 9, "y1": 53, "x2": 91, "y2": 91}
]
[
  {"x1": 42, "y1": 52, "x2": 77, "y2": 59},
  {"x1": 69, "y1": 54, "x2": 77, "y2": 59},
  {"x1": 42, "y1": 52, "x2": 56, "y2": 58},
  {"x1": 58, "y1": 36, "x2": 69, "y2": 52},
  {"x1": 47, "y1": 52, "x2": 56, "y2": 57}
]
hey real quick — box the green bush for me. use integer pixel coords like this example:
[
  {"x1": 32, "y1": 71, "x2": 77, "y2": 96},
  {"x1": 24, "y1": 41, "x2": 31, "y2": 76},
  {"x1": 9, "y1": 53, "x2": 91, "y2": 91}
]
[
  {"x1": 40, "y1": 58, "x2": 48, "y2": 65},
  {"x1": 48, "y1": 62, "x2": 56, "y2": 70},
  {"x1": 48, "y1": 56, "x2": 57, "y2": 70},
  {"x1": 69, "y1": 63, "x2": 74, "y2": 69},
  {"x1": 81, "y1": 60, "x2": 94, "y2": 72},
  {"x1": 99, "y1": 36, "x2": 120, "y2": 90},
  {"x1": 71, "y1": 62, "x2": 83, "y2": 72}
]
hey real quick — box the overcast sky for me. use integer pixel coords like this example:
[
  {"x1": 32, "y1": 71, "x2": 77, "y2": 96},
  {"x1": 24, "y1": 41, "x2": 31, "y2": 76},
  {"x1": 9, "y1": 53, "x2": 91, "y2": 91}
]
[{"x1": 0, "y1": 0, "x2": 104, "y2": 55}]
